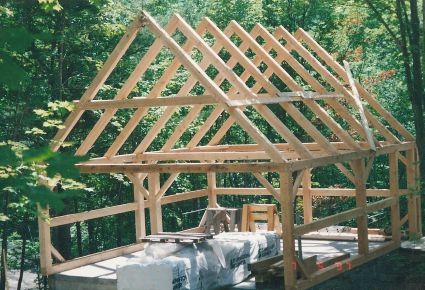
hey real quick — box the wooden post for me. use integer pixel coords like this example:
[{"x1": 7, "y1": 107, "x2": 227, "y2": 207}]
[
  {"x1": 148, "y1": 173, "x2": 163, "y2": 234},
  {"x1": 280, "y1": 170, "x2": 296, "y2": 290},
  {"x1": 133, "y1": 173, "x2": 146, "y2": 241},
  {"x1": 37, "y1": 205, "x2": 52, "y2": 275},
  {"x1": 406, "y1": 149, "x2": 420, "y2": 238},
  {"x1": 389, "y1": 152, "x2": 401, "y2": 244},
  {"x1": 207, "y1": 172, "x2": 217, "y2": 208},
  {"x1": 302, "y1": 169, "x2": 313, "y2": 224},
  {"x1": 352, "y1": 159, "x2": 369, "y2": 255}
]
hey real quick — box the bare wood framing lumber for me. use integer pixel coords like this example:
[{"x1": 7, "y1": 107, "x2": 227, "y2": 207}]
[
  {"x1": 50, "y1": 203, "x2": 138, "y2": 227},
  {"x1": 292, "y1": 170, "x2": 304, "y2": 202},
  {"x1": 253, "y1": 172, "x2": 280, "y2": 200},
  {"x1": 38, "y1": 205, "x2": 52, "y2": 275},
  {"x1": 352, "y1": 159, "x2": 369, "y2": 255},
  {"x1": 343, "y1": 61, "x2": 376, "y2": 151},
  {"x1": 51, "y1": 245, "x2": 65, "y2": 262},
  {"x1": 207, "y1": 172, "x2": 217, "y2": 208},
  {"x1": 160, "y1": 189, "x2": 208, "y2": 205},
  {"x1": 302, "y1": 169, "x2": 313, "y2": 223},
  {"x1": 143, "y1": 12, "x2": 285, "y2": 162},
  {"x1": 148, "y1": 172, "x2": 162, "y2": 234},
  {"x1": 280, "y1": 170, "x2": 297, "y2": 289},
  {"x1": 49, "y1": 243, "x2": 145, "y2": 275},
  {"x1": 389, "y1": 152, "x2": 401, "y2": 244},
  {"x1": 128, "y1": 173, "x2": 146, "y2": 241}
]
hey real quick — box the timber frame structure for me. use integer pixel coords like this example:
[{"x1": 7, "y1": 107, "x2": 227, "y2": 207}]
[{"x1": 39, "y1": 11, "x2": 422, "y2": 290}]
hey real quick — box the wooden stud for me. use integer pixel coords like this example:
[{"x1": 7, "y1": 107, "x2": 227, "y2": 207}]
[
  {"x1": 352, "y1": 159, "x2": 369, "y2": 255},
  {"x1": 389, "y1": 152, "x2": 401, "y2": 244},
  {"x1": 292, "y1": 170, "x2": 304, "y2": 202},
  {"x1": 207, "y1": 172, "x2": 217, "y2": 208},
  {"x1": 406, "y1": 148, "x2": 419, "y2": 238},
  {"x1": 128, "y1": 173, "x2": 146, "y2": 241},
  {"x1": 343, "y1": 61, "x2": 376, "y2": 151},
  {"x1": 148, "y1": 172, "x2": 163, "y2": 234},
  {"x1": 280, "y1": 170, "x2": 296, "y2": 289},
  {"x1": 38, "y1": 205, "x2": 52, "y2": 275},
  {"x1": 302, "y1": 169, "x2": 313, "y2": 223},
  {"x1": 51, "y1": 245, "x2": 66, "y2": 262}
]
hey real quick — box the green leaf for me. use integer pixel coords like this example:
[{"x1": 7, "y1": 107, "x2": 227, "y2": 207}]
[
  {"x1": 23, "y1": 146, "x2": 55, "y2": 163},
  {"x1": 38, "y1": 0, "x2": 62, "y2": 12},
  {"x1": 26, "y1": 185, "x2": 64, "y2": 211},
  {"x1": 0, "y1": 145, "x2": 19, "y2": 167},
  {"x1": 0, "y1": 27, "x2": 33, "y2": 52},
  {"x1": 46, "y1": 153, "x2": 88, "y2": 179},
  {"x1": 0, "y1": 52, "x2": 29, "y2": 89}
]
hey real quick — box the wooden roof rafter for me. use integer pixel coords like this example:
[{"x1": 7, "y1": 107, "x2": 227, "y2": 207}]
[{"x1": 50, "y1": 11, "x2": 414, "y2": 179}]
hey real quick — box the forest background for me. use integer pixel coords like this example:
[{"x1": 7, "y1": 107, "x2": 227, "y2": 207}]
[{"x1": 0, "y1": 0, "x2": 424, "y2": 289}]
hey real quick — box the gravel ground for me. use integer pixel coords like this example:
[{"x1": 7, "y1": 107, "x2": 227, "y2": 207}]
[{"x1": 5, "y1": 270, "x2": 38, "y2": 290}]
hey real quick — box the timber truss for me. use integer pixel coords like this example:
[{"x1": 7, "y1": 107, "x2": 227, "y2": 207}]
[{"x1": 38, "y1": 11, "x2": 422, "y2": 290}]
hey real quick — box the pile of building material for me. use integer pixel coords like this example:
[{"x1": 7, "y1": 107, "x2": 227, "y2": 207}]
[{"x1": 117, "y1": 232, "x2": 280, "y2": 290}]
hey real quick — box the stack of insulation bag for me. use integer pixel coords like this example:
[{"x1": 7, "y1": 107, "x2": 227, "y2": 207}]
[{"x1": 117, "y1": 232, "x2": 281, "y2": 290}]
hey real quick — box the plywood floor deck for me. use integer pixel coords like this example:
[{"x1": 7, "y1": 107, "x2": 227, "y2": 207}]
[{"x1": 50, "y1": 239, "x2": 386, "y2": 290}]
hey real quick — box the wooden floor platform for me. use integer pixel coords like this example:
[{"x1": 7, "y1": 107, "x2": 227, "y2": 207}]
[{"x1": 49, "y1": 239, "x2": 386, "y2": 290}]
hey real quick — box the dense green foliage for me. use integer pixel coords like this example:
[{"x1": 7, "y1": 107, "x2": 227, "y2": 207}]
[{"x1": 0, "y1": 0, "x2": 424, "y2": 288}]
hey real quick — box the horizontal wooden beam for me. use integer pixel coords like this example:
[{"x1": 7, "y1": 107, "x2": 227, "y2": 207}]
[
  {"x1": 228, "y1": 92, "x2": 342, "y2": 106},
  {"x1": 294, "y1": 197, "x2": 396, "y2": 236},
  {"x1": 77, "y1": 162, "x2": 289, "y2": 173},
  {"x1": 160, "y1": 189, "x2": 208, "y2": 204},
  {"x1": 49, "y1": 243, "x2": 145, "y2": 275},
  {"x1": 75, "y1": 95, "x2": 218, "y2": 109},
  {"x1": 50, "y1": 203, "x2": 138, "y2": 227}
]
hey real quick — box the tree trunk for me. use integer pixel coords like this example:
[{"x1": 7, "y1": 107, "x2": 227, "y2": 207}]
[
  {"x1": 408, "y1": 0, "x2": 425, "y2": 177},
  {"x1": 17, "y1": 221, "x2": 27, "y2": 290},
  {"x1": 0, "y1": 192, "x2": 9, "y2": 290}
]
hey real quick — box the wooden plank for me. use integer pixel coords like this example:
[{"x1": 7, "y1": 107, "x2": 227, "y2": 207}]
[
  {"x1": 343, "y1": 61, "x2": 376, "y2": 151},
  {"x1": 252, "y1": 172, "x2": 280, "y2": 200},
  {"x1": 280, "y1": 170, "x2": 296, "y2": 289},
  {"x1": 352, "y1": 159, "x2": 369, "y2": 255},
  {"x1": 51, "y1": 245, "x2": 65, "y2": 262},
  {"x1": 160, "y1": 189, "x2": 207, "y2": 205},
  {"x1": 50, "y1": 203, "x2": 138, "y2": 227},
  {"x1": 292, "y1": 170, "x2": 304, "y2": 202},
  {"x1": 51, "y1": 16, "x2": 143, "y2": 152},
  {"x1": 389, "y1": 152, "x2": 401, "y2": 244},
  {"x1": 148, "y1": 172, "x2": 162, "y2": 234},
  {"x1": 288, "y1": 149, "x2": 373, "y2": 171},
  {"x1": 127, "y1": 172, "x2": 150, "y2": 199},
  {"x1": 207, "y1": 172, "x2": 217, "y2": 208},
  {"x1": 407, "y1": 148, "x2": 419, "y2": 238},
  {"x1": 156, "y1": 173, "x2": 178, "y2": 199},
  {"x1": 143, "y1": 12, "x2": 285, "y2": 163},
  {"x1": 302, "y1": 169, "x2": 313, "y2": 223},
  {"x1": 75, "y1": 95, "x2": 218, "y2": 110},
  {"x1": 364, "y1": 155, "x2": 376, "y2": 183},
  {"x1": 295, "y1": 207, "x2": 362, "y2": 236},
  {"x1": 38, "y1": 205, "x2": 52, "y2": 275},
  {"x1": 49, "y1": 243, "x2": 145, "y2": 275},
  {"x1": 128, "y1": 173, "x2": 146, "y2": 241}
]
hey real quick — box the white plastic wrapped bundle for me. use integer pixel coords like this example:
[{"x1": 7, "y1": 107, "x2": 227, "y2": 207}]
[{"x1": 117, "y1": 232, "x2": 280, "y2": 290}]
